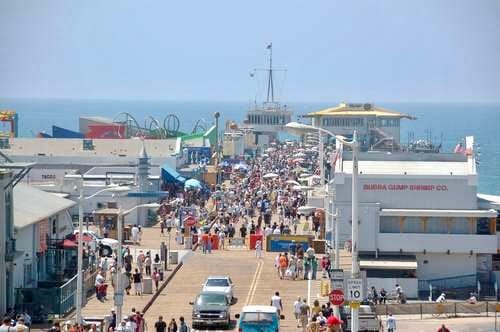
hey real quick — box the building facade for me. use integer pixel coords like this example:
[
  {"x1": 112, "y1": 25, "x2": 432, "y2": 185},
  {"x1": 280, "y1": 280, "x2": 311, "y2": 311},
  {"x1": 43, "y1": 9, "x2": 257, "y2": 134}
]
[{"x1": 332, "y1": 137, "x2": 497, "y2": 296}]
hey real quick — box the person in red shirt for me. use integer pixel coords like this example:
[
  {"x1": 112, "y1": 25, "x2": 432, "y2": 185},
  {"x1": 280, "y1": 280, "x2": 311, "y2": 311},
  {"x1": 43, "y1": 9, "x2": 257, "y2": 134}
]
[{"x1": 437, "y1": 324, "x2": 450, "y2": 332}]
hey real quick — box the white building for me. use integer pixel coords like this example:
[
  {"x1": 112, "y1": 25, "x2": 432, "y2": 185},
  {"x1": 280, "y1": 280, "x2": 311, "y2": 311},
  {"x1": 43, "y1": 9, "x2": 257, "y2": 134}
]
[
  {"x1": 12, "y1": 184, "x2": 76, "y2": 290},
  {"x1": 332, "y1": 137, "x2": 497, "y2": 297}
]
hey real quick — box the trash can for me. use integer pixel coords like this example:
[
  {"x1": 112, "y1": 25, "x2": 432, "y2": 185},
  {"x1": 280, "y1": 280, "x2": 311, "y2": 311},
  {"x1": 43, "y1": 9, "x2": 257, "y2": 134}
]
[
  {"x1": 142, "y1": 277, "x2": 153, "y2": 294},
  {"x1": 249, "y1": 234, "x2": 263, "y2": 250},
  {"x1": 123, "y1": 226, "x2": 131, "y2": 242},
  {"x1": 170, "y1": 251, "x2": 179, "y2": 264}
]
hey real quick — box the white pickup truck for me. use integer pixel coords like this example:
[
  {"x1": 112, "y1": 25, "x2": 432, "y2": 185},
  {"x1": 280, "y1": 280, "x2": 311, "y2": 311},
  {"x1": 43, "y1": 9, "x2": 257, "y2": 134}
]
[{"x1": 341, "y1": 305, "x2": 382, "y2": 332}]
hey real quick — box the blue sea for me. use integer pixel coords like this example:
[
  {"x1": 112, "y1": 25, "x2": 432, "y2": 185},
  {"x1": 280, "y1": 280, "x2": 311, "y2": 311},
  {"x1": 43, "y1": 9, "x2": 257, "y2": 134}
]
[{"x1": 0, "y1": 98, "x2": 499, "y2": 195}]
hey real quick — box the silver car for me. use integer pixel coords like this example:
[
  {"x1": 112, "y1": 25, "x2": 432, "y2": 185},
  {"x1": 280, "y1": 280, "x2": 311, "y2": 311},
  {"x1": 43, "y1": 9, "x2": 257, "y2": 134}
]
[{"x1": 202, "y1": 276, "x2": 235, "y2": 304}]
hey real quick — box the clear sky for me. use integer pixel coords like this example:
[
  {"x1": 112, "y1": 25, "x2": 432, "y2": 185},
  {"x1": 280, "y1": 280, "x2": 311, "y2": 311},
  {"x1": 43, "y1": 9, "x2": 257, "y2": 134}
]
[{"x1": 1, "y1": 0, "x2": 499, "y2": 102}]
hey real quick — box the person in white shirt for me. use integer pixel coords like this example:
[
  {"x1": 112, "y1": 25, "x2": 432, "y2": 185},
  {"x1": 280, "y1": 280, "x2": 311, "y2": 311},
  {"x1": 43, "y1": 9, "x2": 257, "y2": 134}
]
[
  {"x1": 255, "y1": 240, "x2": 262, "y2": 258},
  {"x1": 131, "y1": 225, "x2": 140, "y2": 244},
  {"x1": 436, "y1": 293, "x2": 446, "y2": 303},
  {"x1": 386, "y1": 313, "x2": 396, "y2": 332},
  {"x1": 15, "y1": 318, "x2": 28, "y2": 332},
  {"x1": 270, "y1": 291, "x2": 283, "y2": 316},
  {"x1": 218, "y1": 230, "x2": 226, "y2": 250},
  {"x1": 293, "y1": 297, "x2": 302, "y2": 327},
  {"x1": 125, "y1": 316, "x2": 137, "y2": 332}
]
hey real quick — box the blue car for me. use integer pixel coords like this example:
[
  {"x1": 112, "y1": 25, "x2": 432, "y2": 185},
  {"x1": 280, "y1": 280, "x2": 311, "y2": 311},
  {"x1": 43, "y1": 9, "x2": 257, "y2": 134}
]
[{"x1": 235, "y1": 305, "x2": 284, "y2": 332}]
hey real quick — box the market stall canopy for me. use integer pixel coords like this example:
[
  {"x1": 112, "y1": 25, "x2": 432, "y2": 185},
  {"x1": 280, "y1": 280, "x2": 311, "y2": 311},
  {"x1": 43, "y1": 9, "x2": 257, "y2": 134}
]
[
  {"x1": 184, "y1": 178, "x2": 202, "y2": 189},
  {"x1": 161, "y1": 164, "x2": 186, "y2": 184}
]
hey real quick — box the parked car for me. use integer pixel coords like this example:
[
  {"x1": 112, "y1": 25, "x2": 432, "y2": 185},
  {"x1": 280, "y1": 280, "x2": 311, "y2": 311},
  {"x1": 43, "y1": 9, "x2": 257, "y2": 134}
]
[
  {"x1": 202, "y1": 275, "x2": 235, "y2": 303},
  {"x1": 341, "y1": 304, "x2": 382, "y2": 332},
  {"x1": 73, "y1": 230, "x2": 119, "y2": 256},
  {"x1": 190, "y1": 291, "x2": 231, "y2": 329},
  {"x1": 235, "y1": 305, "x2": 284, "y2": 332}
]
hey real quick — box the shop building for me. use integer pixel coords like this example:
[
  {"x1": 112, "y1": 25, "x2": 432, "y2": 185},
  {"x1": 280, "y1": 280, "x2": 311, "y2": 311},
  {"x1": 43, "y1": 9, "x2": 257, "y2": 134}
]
[{"x1": 333, "y1": 137, "x2": 497, "y2": 297}]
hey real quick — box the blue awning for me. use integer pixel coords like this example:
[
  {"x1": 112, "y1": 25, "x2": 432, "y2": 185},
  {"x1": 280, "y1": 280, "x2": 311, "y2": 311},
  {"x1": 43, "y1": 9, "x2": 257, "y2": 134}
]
[{"x1": 161, "y1": 164, "x2": 186, "y2": 184}]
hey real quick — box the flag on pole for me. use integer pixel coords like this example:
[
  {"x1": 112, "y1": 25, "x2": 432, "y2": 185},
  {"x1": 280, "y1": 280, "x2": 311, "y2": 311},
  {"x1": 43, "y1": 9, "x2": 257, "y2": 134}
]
[{"x1": 266, "y1": 43, "x2": 272, "y2": 49}]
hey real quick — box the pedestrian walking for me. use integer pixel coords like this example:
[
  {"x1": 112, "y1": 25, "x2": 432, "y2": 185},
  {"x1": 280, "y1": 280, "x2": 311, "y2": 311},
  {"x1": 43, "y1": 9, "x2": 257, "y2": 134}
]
[
  {"x1": 293, "y1": 297, "x2": 302, "y2": 327},
  {"x1": 270, "y1": 291, "x2": 283, "y2": 316},
  {"x1": 386, "y1": 313, "x2": 396, "y2": 332},
  {"x1": 145, "y1": 253, "x2": 152, "y2": 276},
  {"x1": 299, "y1": 299, "x2": 310, "y2": 331},
  {"x1": 152, "y1": 268, "x2": 160, "y2": 291},
  {"x1": 178, "y1": 316, "x2": 189, "y2": 332},
  {"x1": 154, "y1": 316, "x2": 166, "y2": 332},
  {"x1": 255, "y1": 239, "x2": 262, "y2": 258},
  {"x1": 131, "y1": 225, "x2": 140, "y2": 244},
  {"x1": 133, "y1": 268, "x2": 143, "y2": 296},
  {"x1": 160, "y1": 220, "x2": 166, "y2": 236},
  {"x1": 167, "y1": 318, "x2": 177, "y2": 332},
  {"x1": 218, "y1": 230, "x2": 225, "y2": 250}
]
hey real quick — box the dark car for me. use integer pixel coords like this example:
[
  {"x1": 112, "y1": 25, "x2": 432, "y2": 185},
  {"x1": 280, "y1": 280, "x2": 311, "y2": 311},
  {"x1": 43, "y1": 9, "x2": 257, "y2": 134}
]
[{"x1": 190, "y1": 291, "x2": 231, "y2": 329}]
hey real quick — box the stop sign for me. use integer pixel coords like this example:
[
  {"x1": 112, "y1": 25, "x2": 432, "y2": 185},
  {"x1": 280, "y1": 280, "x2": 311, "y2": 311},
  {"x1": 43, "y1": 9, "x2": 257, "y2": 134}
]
[{"x1": 329, "y1": 289, "x2": 344, "y2": 305}]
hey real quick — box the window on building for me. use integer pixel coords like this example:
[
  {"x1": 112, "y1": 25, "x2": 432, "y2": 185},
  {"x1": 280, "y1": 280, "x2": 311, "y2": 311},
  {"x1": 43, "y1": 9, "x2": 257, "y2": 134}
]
[
  {"x1": 24, "y1": 262, "x2": 33, "y2": 287},
  {"x1": 403, "y1": 216, "x2": 424, "y2": 233},
  {"x1": 380, "y1": 216, "x2": 400, "y2": 233},
  {"x1": 449, "y1": 217, "x2": 470, "y2": 234},
  {"x1": 426, "y1": 217, "x2": 448, "y2": 234},
  {"x1": 477, "y1": 218, "x2": 491, "y2": 235}
]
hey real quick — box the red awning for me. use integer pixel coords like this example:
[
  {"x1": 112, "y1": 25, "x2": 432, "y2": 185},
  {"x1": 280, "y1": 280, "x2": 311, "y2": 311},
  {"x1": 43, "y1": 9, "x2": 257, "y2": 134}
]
[
  {"x1": 62, "y1": 239, "x2": 78, "y2": 249},
  {"x1": 68, "y1": 233, "x2": 94, "y2": 242}
]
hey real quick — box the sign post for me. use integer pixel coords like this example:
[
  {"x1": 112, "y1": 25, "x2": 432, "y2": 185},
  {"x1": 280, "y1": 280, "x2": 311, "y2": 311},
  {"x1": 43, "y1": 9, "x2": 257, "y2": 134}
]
[{"x1": 347, "y1": 278, "x2": 363, "y2": 307}]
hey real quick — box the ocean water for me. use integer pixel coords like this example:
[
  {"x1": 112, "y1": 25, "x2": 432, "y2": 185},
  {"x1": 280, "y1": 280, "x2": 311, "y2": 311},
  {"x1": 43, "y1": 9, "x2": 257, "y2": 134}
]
[{"x1": 0, "y1": 98, "x2": 499, "y2": 195}]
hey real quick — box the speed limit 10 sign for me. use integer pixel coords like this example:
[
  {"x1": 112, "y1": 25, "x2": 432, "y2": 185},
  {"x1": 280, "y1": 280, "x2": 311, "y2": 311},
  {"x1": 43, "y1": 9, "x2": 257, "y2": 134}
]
[{"x1": 346, "y1": 278, "x2": 363, "y2": 301}]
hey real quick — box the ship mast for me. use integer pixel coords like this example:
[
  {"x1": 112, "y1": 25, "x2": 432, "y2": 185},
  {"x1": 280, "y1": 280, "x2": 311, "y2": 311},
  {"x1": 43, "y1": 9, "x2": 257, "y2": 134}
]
[{"x1": 266, "y1": 43, "x2": 274, "y2": 103}]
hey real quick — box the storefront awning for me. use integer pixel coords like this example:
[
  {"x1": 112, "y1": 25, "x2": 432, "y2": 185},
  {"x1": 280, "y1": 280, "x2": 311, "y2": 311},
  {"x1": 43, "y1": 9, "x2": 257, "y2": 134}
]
[
  {"x1": 161, "y1": 164, "x2": 186, "y2": 184},
  {"x1": 379, "y1": 208, "x2": 498, "y2": 218},
  {"x1": 360, "y1": 259, "x2": 417, "y2": 270}
]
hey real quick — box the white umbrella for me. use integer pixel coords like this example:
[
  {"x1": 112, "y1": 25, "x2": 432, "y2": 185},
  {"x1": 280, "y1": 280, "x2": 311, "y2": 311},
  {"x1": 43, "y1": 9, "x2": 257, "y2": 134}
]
[
  {"x1": 297, "y1": 205, "x2": 318, "y2": 214},
  {"x1": 294, "y1": 152, "x2": 306, "y2": 158},
  {"x1": 308, "y1": 175, "x2": 322, "y2": 181},
  {"x1": 299, "y1": 173, "x2": 311, "y2": 178},
  {"x1": 285, "y1": 180, "x2": 300, "y2": 185},
  {"x1": 292, "y1": 158, "x2": 305, "y2": 163},
  {"x1": 263, "y1": 172, "x2": 279, "y2": 179},
  {"x1": 292, "y1": 185, "x2": 315, "y2": 191},
  {"x1": 266, "y1": 147, "x2": 276, "y2": 153}
]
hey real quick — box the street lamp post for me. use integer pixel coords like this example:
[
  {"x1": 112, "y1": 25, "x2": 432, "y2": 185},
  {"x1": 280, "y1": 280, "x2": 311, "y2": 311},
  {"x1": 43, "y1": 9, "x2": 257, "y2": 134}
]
[
  {"x1": 76, "y1": 184, "x2": 84, "y2": 325},
  {"x1": 287, "y1": 122, "x2": 360, "y2": 332},
  {"x1": 75, "y1": 182, "x2": 131, "y2": 325},
  {"x1": 114, "y1": 202, "x2": 160, "y2": 324}
]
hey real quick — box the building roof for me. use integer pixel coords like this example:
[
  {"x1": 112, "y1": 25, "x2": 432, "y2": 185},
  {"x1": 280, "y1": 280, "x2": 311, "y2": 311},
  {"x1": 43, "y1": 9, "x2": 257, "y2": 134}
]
[
  {"x1": 379, "y1": 208, "x2": 497, "y2": 218},
  {"x1": 85, "y1": 166, "x2": 161, "y2": 177},
  {"x1": 341, "y1": 160, "x2": 470, "y2": 176},
  {"x1": 304, "y1": 102, "x2": 415, "y2": 119},
  {"x1": 14, "y1": 183, "x2": 76, "y2": 229}
]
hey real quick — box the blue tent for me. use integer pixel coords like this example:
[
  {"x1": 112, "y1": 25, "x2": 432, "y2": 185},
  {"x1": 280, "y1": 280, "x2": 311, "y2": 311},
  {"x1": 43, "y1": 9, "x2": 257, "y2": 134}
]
[{"x1": 161, "y1": 164, "x2": 186, "y2": 184}]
